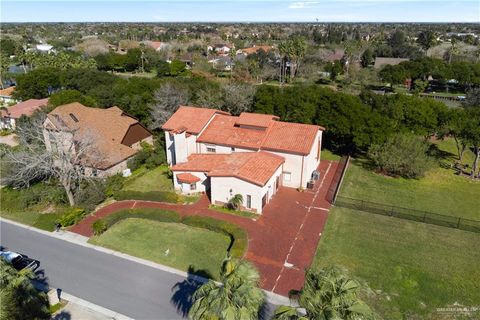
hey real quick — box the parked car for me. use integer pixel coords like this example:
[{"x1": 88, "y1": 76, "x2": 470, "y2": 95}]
[{"x1": 0, "y1": 250, "x2": 40, "y2": 272}]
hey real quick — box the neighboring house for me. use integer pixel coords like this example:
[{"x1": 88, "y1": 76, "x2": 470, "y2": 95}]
[
  {"x1": 0, "y1": 86, "x2": 17, "y2": 107},
  {"x1": 374, "y1": 57, "x2": 410, "y2": 69},
  {"x1": 207, "y1": 44, "x2": 233, "y2": 55},
  {"x1": 321, "y1": 49, "x2": 345, "y2": 63},
  {"x1": 163, "y1": 107, "x2": 324, "y2": 213},
  {"x1": 208, "y1": 56, "x2": 233, "y2": 71},
  {"x1": 36, "y1": 44, "x2": 54, "y2": 53},
  {"x1": 236, "y1": 45, "x2": 273, "y2": 56},
  {"x1": 0, "y1": 98, "x2": 49, "y2": 130},
  {"x1": 43, "y1": 103, "x2": 153, "y2": 177},
  {"x1": 142, "y1": 41, "x2": 170, "y2": 51}
]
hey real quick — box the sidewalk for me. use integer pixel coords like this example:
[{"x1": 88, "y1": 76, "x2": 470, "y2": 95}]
[{"x1": 48, "y1": 289, "x2": 132, "y2": 320}]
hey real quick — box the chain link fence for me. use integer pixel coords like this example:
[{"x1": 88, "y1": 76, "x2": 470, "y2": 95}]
[{"x1": 335, "y1": 196, "x2": 480, "y2": 233}]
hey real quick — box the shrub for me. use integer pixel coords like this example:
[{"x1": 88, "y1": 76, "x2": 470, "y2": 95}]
[
  {"x1": 104, "y1": 174, "x2": 125, "y2": 198},
  {"x1": 57, "y1": 208, "x2": 86, "y2": 227},
  {"x1": 181, "y1": 216, "x2": 248, "y2": 259},
  {"x1": 92, "y1": 220, "x2": 108, "y2": 235},
  {"x1": 113, "y1": 190, "x2": 179, "y2": 203},
  {"x1": 368, "y1": 133, "x2": 433, "y2": 178},
  {"x1": 74, "y1": 180, "x2": 106, "y2": 211},
  {"x1": 127, "y1": 137, "x2": 166, "y2": 171}
]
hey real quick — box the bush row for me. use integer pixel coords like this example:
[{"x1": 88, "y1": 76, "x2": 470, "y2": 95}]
[
  {"x1": 93, "y1": 209, "x2": 247, "y2": 258},
  {"x1": 113, "y1": 190, "x2": 179, "y2": 203}
]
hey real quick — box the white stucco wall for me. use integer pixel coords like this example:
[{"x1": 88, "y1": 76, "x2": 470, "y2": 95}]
[
  {"x1": 165, "y1": 132, "x2": 199, "y2": 165},
  {"x1": 173, "y1": 132, "x2": 188, "y2": 164},
  {"x1": 173, "y1": 171, "x2": 208, "y2": 194},
  {"x1": 210, "y1": 165, "x2": 282, "y2": 214},
  {"x1": 197, "y1": 142, "x2": 254, "y2": 154},
  {"x1": 303, "y1": 131, "x2": 322, "y2": 184},
  {"x1": 165, "y1": 132, "x2": 175, "y2": 165}
]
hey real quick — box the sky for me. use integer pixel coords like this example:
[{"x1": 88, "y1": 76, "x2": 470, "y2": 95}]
[{"x1": 1, "y1": 0, "x2": 479, "y2": 23}]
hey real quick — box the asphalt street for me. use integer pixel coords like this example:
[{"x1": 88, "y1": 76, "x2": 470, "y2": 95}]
[{"x1": 1, "y1": 220, "x2": 212, "y2": 319}]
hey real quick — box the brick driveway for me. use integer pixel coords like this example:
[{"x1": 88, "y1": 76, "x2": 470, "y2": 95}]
[{"x1": 70, "y1": 160, "x2": 339, "y2": 296}]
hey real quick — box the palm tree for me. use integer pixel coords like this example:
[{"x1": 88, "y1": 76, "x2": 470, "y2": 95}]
[
  {"x1": 189, "y1": 257, "x2": 265, "y2": 320},
  {"x1": 448, "y1": 39, "x2": 458, "y2": 65},
  {"x1": 227, "y1": 194, "x2": 243, "y2": 211},
  {"x1": 0, "y1": 260, "x2": 50, "y2": 320},
  {"x1": 273, "y1": 266, "x2": 373, "y2": 320}
]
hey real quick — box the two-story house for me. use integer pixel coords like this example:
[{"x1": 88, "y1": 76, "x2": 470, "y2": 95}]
[
  {"x1": 162, "y1": 106, "x2": 324, "y2": 213},
  {"x1": 43, "y1": 102, "x2": 153, "y2": 177}
]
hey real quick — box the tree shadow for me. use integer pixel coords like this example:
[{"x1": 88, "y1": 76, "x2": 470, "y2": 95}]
[
  {"x1": 33, "y1": 268, "x2": 51, "y2": 292},
  {"x1": 259, "y1": 302, "x2": 277, "y2": 320},
  {"x1": 51, "y1": 311, "x2": 71, "y2": 320},
  {"x1": 170, "y1": 266, "x2": 212, "y2": 317}
]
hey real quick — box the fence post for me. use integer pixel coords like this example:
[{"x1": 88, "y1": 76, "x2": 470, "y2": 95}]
[
  {"x1": 457, "y1": 218, "x2": 461, "y2": 229},
  {"x1": 423, "y1": 213, "x2": 426, "y2": 223},
  {"x1": 391, "y1": 206, "x2": 394, "y2": 217}
]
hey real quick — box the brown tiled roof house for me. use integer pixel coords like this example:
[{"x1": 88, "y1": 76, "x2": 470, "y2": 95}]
[{"x1": 43, "y1": 102, "x2": 153, "y2": 176}]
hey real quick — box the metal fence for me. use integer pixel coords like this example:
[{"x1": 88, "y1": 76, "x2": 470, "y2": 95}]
[
  {"x1": 326, "y1": 155, "x2": 350, "y2": 204},
  {"x1": 335, "y1": 196, "x2": 480, "y2": 233}
]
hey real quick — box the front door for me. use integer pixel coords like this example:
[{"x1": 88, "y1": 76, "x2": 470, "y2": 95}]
[{"x1": 262, "y1": 193, "x2": 267, "y2": 208}]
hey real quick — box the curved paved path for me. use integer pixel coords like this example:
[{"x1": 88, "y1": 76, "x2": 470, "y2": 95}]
[{"x1": 70, "y1": 160, "x2": 339, "y2": 296}]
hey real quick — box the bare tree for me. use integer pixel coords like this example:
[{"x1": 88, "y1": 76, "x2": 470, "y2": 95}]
[
  {"x1": 149, "y1": 83, "x2": 191, "y2": 130},
  {"x1": 2, "y1": 116, "x2": 103, "y2": 206},
  {"x1": 223, "y1": 83, "x2": 255, "y2": 115}
]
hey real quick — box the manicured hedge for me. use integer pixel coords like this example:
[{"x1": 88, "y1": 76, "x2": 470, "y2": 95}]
[
  {"x1": 113, "y1": 190, "x2": 179, "y2": 203},
  {"x1": 181, "y1": 216, "x2": 248, "y2": 259}
]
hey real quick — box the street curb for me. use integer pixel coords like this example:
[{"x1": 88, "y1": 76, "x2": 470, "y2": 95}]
[
  {"x1": 58, "y1": 291, "x2": 133, "y2": 320},
  {"x1": 0, "y1": 217, "x2": 292, "y2": 306}
]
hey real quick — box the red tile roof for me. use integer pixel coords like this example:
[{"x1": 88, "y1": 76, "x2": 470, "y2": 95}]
[
  {"x1": 241, "y1": 45, "x2": 273, "y2": 55},
  {"x1": 236, "y1": 112, "x2": 279, "y2": 128},
  {"x1": 196, "y1": 112, "x2": 324, "y2": 155},
  {"x1": 171, "y1": 152, "x2": 284, "y2": 186},
  {"x1": 197, "y1": 114, "x2": 267, "y2": 150},
  {"x1": 1, "y1": 98, "x2": 49, "y2": 118},
  {"x1": 176, "y1": 172, "x2": 201, "y2": 184},
  {"x1": 162, "y1": 106, "x2": 229, "y2": 135},
  {"x1": 262, "y1": 121, "x2": 321, "y2": 155},
  {"x1": 0, "y1": 86, "x2": 15, "y2": 97}
]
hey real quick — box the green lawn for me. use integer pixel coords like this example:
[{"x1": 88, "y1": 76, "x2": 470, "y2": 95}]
[
  {"x1": 89, "y1": 218, "x2": 231, "y2": 279},
  {"x1": 339, "y1": 139, "x2": 480, "y2": 220},
  {"x1": 320, "y1": 149, "x2": 342, "y2": 161},
  {"x1": 123, "y1": 165, "x2": 174, "y2": 192},
  {"x1": 313, "y1": 207, "x2": 480, "y2": 319}
]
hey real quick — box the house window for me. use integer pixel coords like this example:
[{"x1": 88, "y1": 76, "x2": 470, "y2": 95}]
[
  {"x1": 246, "y1": 195, "x2": 252, "y2": 209},
  {"x1": 92, "y1": 168, "x2": 98, "y2": 177},
  {"x1": 190, "y1": 183, "x2": 197, "y2": 191},
  {"x1": 231, "y1": 147, "x2": 235, "y2": 152},
  {"x1": 283, "y1": 172, "x2": 291, "y2": 182},
  {"x1": 206, "y1": 146, "x2": 216, "y2": 153}
]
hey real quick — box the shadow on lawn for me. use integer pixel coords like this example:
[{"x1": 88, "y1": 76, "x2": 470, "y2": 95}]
[{"x1": 170, "y1": 266, "x2": 212, "y2": 317}]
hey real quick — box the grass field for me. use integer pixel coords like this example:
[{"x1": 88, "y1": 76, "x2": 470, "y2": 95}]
[
  {"x1": 90, "y1": 218, "x2": 231, "y2": 279},
  {"x1": 340, "y1": 139, "x2": 480, "y2": 220},
  {"x1": 313, "y1": 207, "x2": 480, "y2": 319},
  {"x1": 123, "y1": 165, "x2": 174, "y2": 193}
]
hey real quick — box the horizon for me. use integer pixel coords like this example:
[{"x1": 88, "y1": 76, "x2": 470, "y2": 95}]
[{"x1": 1, "y1": 1, "x2": 479, "y2": 23}]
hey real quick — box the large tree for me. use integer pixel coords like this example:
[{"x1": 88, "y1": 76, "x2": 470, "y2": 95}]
[
  {"x1": 189, "y1": 257, "x2": 265, "y2": 320},
  {"x1": 273, "y1": 266, "x2": 373, "y2": 320},
  {"x1": 2, "y1": 115, "x2": 104, "y2": 206}
]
